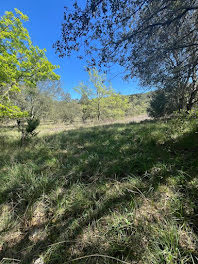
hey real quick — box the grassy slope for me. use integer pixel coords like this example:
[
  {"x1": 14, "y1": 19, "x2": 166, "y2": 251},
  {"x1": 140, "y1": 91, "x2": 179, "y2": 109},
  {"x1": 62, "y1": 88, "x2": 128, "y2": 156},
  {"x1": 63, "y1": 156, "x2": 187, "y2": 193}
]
[{"x1": 0, "y1": 117, "x2": 198, "y2": 264}]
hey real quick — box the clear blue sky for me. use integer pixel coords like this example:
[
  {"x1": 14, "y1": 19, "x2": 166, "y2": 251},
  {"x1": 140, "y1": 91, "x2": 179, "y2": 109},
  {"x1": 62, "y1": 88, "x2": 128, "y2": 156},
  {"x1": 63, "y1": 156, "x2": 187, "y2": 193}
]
[{"x1": 0, "y1": 0, "x2": 147, "y2": 98}]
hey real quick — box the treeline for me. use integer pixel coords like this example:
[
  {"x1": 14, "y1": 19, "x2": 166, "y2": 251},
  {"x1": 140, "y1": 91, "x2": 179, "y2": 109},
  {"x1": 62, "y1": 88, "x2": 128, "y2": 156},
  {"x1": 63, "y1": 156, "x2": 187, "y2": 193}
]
[
  {"x1": 11, "y1": 75, "x2": 150, "y2": 125},
  {"x1": 46, "y1": 92, "x2": 150, "y2": 123},
  {"x1": 36, "y1": 93, "x2": 150, "y2": 124}
]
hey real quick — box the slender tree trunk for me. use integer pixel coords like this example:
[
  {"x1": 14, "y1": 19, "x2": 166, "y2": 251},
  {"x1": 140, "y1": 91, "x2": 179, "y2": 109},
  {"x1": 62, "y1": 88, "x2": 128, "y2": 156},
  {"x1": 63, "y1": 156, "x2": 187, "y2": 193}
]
[
  {"x1": 186, "y1": 88, "x2": 198, "y2": 111},
  {"x1": 30, "y1": 105, "x2": 35, "y2": 120},
  {"x1": 97, "y1": 100, "x2": 101, "y2": 121},
  {"x1": 186, "y1": 72, "x2": 198, "y2": 112},
  {"x1": 97, "y1": 91, "x2": 101, "y2": 121}
]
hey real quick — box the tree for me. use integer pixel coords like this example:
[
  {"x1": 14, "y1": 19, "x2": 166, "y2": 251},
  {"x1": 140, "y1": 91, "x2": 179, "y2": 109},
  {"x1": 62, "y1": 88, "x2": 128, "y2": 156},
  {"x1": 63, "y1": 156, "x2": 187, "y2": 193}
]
[
  {"x1": 79, "y1": 93, "x2": 91, "y2": 122},
  {"x1": 75, "y1": 68, "x2": 129, "y2": 121},
  {"x1": 59, "y1": 100, "x2": 81, "y2": 124},
  {"x1": 55, "y1": 0, "x2": 198, "y2": 115},
  {"x1": 99, "y1": 94, "x2": 129, "y2": 119},
  {"x1": 131, "y1": 9, "x2": 198, "y2": 113},
  {"x1": 43, "y1": 92, "x2": 82, "y2": 124},
  {"x1": 75, "y1": 68, "x2": 114, "y2": 121},
  {"x1": 127, "y1": 93, "x2": 150, "y2": 116},
  {"x1": 55, "y1": 0, "x2": 198, "y2": 71},
  {"x1": 147, "y1": 90, "x2": 168, "y2": 118},
  {"x1": 0, "y1": 9, "x2": 59, "y2": 118},
  {"x1": 88, "y1": 68, "x2": 114, "y2": 120},
  {"x1": 13, "y1": 80, "x2": 63, "y2": 120}
]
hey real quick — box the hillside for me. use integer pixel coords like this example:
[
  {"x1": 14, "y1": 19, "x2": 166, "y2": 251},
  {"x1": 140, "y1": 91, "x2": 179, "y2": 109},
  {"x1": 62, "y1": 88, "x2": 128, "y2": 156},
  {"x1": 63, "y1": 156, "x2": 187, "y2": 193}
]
[{"x1": 0, "y1": 117, "x2": 198, "y2": 264}]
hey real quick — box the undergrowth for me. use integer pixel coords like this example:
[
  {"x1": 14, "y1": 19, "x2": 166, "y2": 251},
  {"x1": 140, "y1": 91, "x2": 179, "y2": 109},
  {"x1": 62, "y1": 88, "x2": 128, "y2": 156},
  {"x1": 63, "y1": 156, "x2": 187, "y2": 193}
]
[{"x1": 0, "y1": 117, "x2": 198, "y2": 264}]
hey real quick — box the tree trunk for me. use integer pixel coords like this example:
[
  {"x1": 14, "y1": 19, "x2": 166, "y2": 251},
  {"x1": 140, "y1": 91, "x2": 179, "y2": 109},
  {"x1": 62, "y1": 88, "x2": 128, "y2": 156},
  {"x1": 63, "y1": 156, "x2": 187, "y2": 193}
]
[
  {"x1": 186, "y1": 72, "x2": 198, "y2": 112},
  {"x1": 186, "y1": 88, "x2": 198, "y2": 112},
  {"x1": 97, "y1": 100, "x2": 101, "y2": 121}
]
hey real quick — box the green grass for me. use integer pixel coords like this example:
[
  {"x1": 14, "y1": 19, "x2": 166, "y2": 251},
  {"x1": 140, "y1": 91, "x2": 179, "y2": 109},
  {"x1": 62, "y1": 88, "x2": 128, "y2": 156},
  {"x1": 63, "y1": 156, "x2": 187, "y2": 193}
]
[{"x1": 0, "y1": 117, "x2": 198, "y2": 264}]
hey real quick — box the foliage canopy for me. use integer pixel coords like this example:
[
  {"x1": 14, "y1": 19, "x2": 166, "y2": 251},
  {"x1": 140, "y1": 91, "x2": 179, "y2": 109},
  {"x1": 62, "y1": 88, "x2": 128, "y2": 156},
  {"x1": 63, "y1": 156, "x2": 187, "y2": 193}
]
[
  {"x1": 55, "y1": 0, "x2": 198, "y2": 116},
  {"x1": 55, "y1": 0, "x2": 198, "y2": 72},
  {"x1": 0, "y1": 9, "x2": 59, "y2": 118},
  {"x1": 75, "y1": 68, "x2": 129, "y2": 121}
]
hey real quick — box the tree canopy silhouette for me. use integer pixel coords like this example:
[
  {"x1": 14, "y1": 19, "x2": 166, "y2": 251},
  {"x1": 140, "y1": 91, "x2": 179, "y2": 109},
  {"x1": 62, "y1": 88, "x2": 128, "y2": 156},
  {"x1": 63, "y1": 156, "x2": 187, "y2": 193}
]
[
  {"x1": 55, "y1": 0, "x2": 198, "y2": 114},
  {"x1": 54, "y1": 0, "x2": 198, "y2": 74}
]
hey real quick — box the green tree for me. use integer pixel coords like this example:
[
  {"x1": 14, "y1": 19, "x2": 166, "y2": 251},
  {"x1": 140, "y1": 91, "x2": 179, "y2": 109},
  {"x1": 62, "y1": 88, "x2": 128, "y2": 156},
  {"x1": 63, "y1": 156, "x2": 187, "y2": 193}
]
[
  {"x1": 88, "y1": 68, "x2": 114, "y2": 121},
  {"x1": 127, "y1": 93, "x2": 150, "y2": 117},
  {"x1": 58, "y1": 99, "x2": 81, "y2": 124},
  {"x1": 147, "y1": 90, "x2": 168, "y2": 118},
  {"x1": 99, "y1": 94, "x2": 129, "y2": 119},
  {"x1": 13, "y1": 80, "x2": 62, "y2": 120},
  {"x1": 55, "y1": 0, "x2": 198, "y2": 115},
  {"x1": 0, "y1": 9, "x2": 59, "y2": 118},
  {"x1": 55, "y1": 0, "x2": 197, "y2": 73},
  {"x1": 75, "y1": 68, "x2": 114, "y2": 121},
  {"x1": 79, "y1": 93, "x2": 91, "y2": 123},
  {"x1": 130, "y1": 11, "x2": 198, "y2": 114},
  {"x1": 75, "y1": 68, "x2": 129, "y2": 121}
]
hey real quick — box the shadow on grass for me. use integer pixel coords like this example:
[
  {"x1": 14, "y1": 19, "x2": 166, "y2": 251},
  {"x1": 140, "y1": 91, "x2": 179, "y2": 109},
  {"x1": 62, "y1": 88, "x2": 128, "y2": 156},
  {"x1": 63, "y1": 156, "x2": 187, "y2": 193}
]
[{"x1": 0, "y1": 119, "x2": 198, "y2": 263}]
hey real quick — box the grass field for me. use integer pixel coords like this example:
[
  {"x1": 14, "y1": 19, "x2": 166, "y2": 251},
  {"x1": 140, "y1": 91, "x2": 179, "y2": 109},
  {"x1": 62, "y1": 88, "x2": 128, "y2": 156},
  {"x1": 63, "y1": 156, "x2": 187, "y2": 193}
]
[{"x1": 0, "y1": 116, "x2": 198, "y2": 264}]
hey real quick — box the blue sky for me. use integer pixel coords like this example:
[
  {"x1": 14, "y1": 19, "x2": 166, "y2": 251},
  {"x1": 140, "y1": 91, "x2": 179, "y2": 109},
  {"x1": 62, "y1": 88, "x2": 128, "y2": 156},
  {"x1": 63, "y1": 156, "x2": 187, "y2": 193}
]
[{"x1": 0, "y1": 0, "x2": 147, "y2": 98}]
